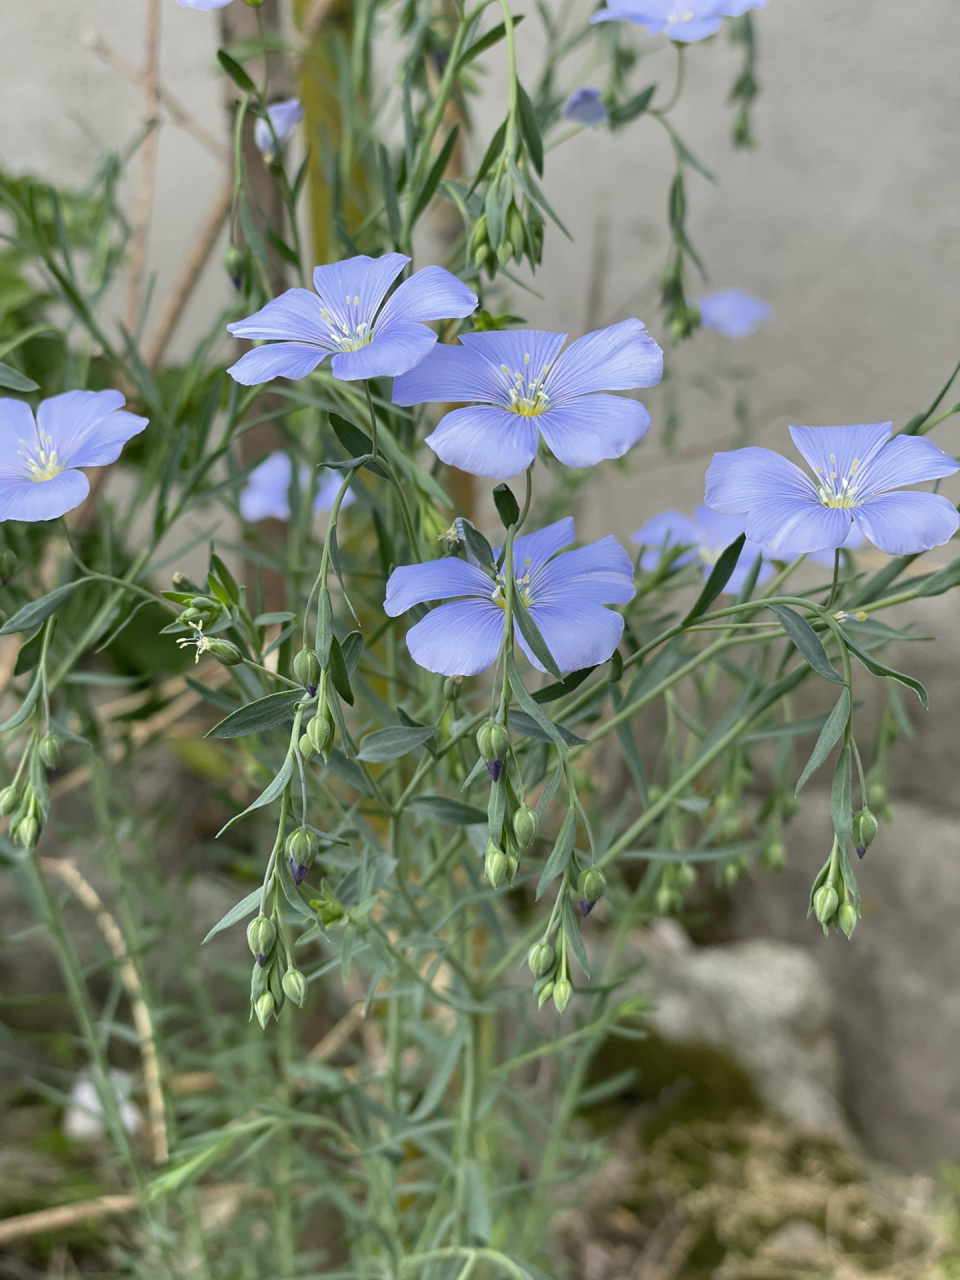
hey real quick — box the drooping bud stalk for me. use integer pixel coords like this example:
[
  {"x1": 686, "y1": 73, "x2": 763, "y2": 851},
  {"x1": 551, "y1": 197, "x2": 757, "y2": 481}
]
[
  {"x1": 512, "y1": 805, "x2": 539, "y2": 850},
  {"x1": 281, "y1": 969, "x2": 307, "y2": 1008},
  {"x1": 247, "y1": 915, "x2": 276, "y2": 958},
  {"x1": 484, "y1": 842, "x2": 507, "y2": 890},
  {"x1": 293, "y1": 648, "x2": 321, "y2": 693},
  {"x1": 527, "y1": 941, "x2": 555, "y2": 977},
  {"x1": 552, "y1": 979, "x2": 572, "y2": 1014},
  {"x1": 254, "y1": 992, "x2": 275, "y2": 1028},
  {"x1": 39, "y1": 734, "x2": 61, "y2": 769}
]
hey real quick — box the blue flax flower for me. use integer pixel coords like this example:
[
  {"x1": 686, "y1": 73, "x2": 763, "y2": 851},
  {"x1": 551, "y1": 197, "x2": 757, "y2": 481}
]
[
  {"x1": 632, "y1": 505, "x2": 774, "y2": 594},
  {"x1": 592, "y1": 0, "x2": 767, "y2": 43},
  {"x1": 695, "y1": 288, "x2": 772, "y2": 338},
  {"x1": 392, "y1": 320, "x2": 663, "y2": 479},
  {"x1": 254, "y1": 99, "x2": 304, "y2": 163},
  {"x1": 0, "y1": 391, "x2": 147, "y2": 522},
  {"x1": 239, "y1": 451, "x2": 353, "y2": 523},
  {"x1": 227, "y1": 253, "x2": 478, "y2": 386},
  {"x1": 705, "y1": 423, "x2": 960, "y2": 556},
  {"x1": 384, "y1": 517, "x2": 636, "y2": 676},
  {"x1": 176, "y1": 0, "x2": 233, "y2": 8},
  {"x1": 564, "y1": 88, "x2": 608, "y2": 127}
]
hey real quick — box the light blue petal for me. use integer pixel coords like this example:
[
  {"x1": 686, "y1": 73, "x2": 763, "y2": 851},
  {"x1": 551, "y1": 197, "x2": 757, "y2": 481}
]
[
  {"x1": 312, "y1": 253, "x2": 408, "y2": 332},
  {"x1": 375, "y1": 265, "x2": 477, "y2": 329},
  {"x1": 746, "y1": 499, "x2": 854, "y2": 554},
  {"x1": 717, "y1": 0, "x2": 768, "y2": 13},
  {"x1": 531, "y1": 537, "x2": 636, "y2": 606},
  {"x1": 536, "y1": 394, "x2": 651, "y2": 468},
  {"x1": 240, "y1": 452, "x2": 292, "y2": 522},
  {"x1": 510, "y1": 518, "x2": 575, "y2": 580},
  {"x1": 0, "y1": 398, "x2": 37, "y2": 473},
  {"x1": 254, "y1": 99, "x2": 304, "y2": 157},
  {"x1": 664, "y1": 17, "x2": 723, "y2": 40},
  {"x1": 631, "y1": 511, "x2": 701, "y2": 571},
  {"x1": 330, "y1": 324, "x2": 436, "y2": 381},
  {"x1": 227, "y1": 342, "x2": 326, "y2": 386},
  {"x1": 563, "y1": 88, "x2": 608, "y2": 127},
  {"x1": 519, "y1": 601, "x2": 625, "y2": 674},
  {"x1": 694, "y1": 289, "x2": 772, "y2": 338},
  {"x1": 721, "y1": 553, "x2": 774, "y2": 595},
  {"x1": 458, "y1": 329, "x2": 568, "y2": 407},
  {"x1": 704, "y1": 447, "x2": 814, "y2": 513},
  {"x1": 392, "y1": 342, "x2": 505, "y2": 407},
  {"x1": 802, "y1": 524, "x2": 867, "y2": 568},
  {"x1": 788, "y1": 423, "x2": 892, "y2": 487},
  {"x1": 853, "y1": 492, "x2": 960, "y2": 555},
  {"x1": 385, "y1": 557, "x2": 493, "y2": 616},
  {"x1": 425, "y1": 406, "x2": 540, "y2": 479},
  {"x1": 691, "y1": 505, "x2": 749, "y2": 550},
  {"x1": 545, "y1": 319, "x2": 663, "y2": 400},
  {"x1": 856, "y1": 434, "x2": 959, "y2": 496},
  {"x1": 405, "y1": 599, "x2": 505, "y2": 676},
  {"x1": 175, "y1": 0, "x2": 233, "y2": 8},
  {"x1": 227, "y1": 288, "x2": 331, "y2": 346},
  {"x1": 0, "y1": 469, "x2": 89, "y2": 522},
  {"x1": 36, "y1": 390, "x2": 147, "y2": 468}
]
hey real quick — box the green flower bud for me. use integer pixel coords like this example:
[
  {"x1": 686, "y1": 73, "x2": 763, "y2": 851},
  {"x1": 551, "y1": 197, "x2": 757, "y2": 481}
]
[
  {"x1": 505, "y1": 854, "x2": 519, "y2": 884},
  {"x1": 508, "y1": 204, "x2": 525, "y2": 262},
  {"x1": 512, "y1": 805, "x2": 539, "y2": 849},
  {"x1": 285, "y1": 827, "x2": 319, "y2": 871},
  {"x1": 443, "y1": 676, "x2": 462, "y2": 702},
  {"x1": 676, "y1": 862, "x2": 696, "y2": 891},
  {"x1": 223, "y1": 245, "x2": 247, "y2": 288},
  {"x1": 281, "y1": 969, "x2": 307, "y2": 1007},
  {"x1": 476, "y1": 721, "x2": 510, "y2": 764},
  {"x1": 0, "y1": 785, "x2": 19, "y2": 817},
  {"x1": 577, "y1": 867, "x2": 607, "y2": 906},
  {"x1": 293, "y1": 648, "x2": 321, "y2": 690},
  {"x1": 838, "y1": 902, "x2": 858, "y2": 939},
  {"x1": 468, "y1": 214, "x2": 488, "y2": 255},
  {"x1": 853, "y1": 807, "x2": 879, "y2": 857},
  {"x1": 537, "y1": 981, "x2": 555, "y2": 1009},
  {"x1": 0, "y1": 549, "x2": 18, "y2": 581},
  {"x1": 206, "y1": 639, "x2": 244, "y2": 666},
  {"x1": 813, "y1": 884, "x2": 839, "y2": 926},
  {"x1": 867, "y1": 780, "x2": 888, "y2": 809},
  {"x1": 298, "y1": 734, "x2": 316, "y2": 763},
  {"x1": 762, "y1": 840, "x2": 786, "y2": 872},
  {"x1": 655, "y1": 882, "x2": 675, "y2": 916},
  {"x1": 496, "y1": 239, "x2": 513, "y2": 268},
  {"x1": 310, "y1": 884, "x2": 345, "y2": 925},
  {"x1": 247, "y1": 915, "x2": 276, "y2": 958},
  {"x1": 39, "y1": 734, "x2": 61, "y2": 770},
  {"x1": 307, "y1": 714, "x2": 332, "y2": 755},
  {"x1": 484, "y1": 843, "x2": 507, "y2": 890},
  {"x1": 254, "y1": 991, "x2": 275, "y2": 1028},
  {"x1": 552, "y1": 979, "x2": 572, "y2": 1014},
  {"x1": 527, "y1": 941, "x2": 555, "y2": 977},
  {"x1": 15, "y1": 814, "x2": 39, "y2": 850}
]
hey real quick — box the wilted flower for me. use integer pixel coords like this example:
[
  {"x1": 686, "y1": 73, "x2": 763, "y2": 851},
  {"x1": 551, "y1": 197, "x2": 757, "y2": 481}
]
[
  {"x1": 593, "y1": 0, "x2": 768, "y2": 43},
  {"x1": 227, "y1": 253, "x2": 477, "y2": 386},
  {"x1": 254, "y1": 99, "x2": 304, "y2": 162},
  {"x1": 632, "y1": 505, "x2": 773, "y2": 593},
  {"x1": 705, "y1": 423, "x2": 960, "y2": 555},
  {"x1": 239, "y1": 451, "x2": 353, "y2": 522},
  {"x1": 563, "y1": 88, "x2": 608, "y2": 126},
  {"x1": 392, "y1": 319, "x2": 663, "y2": 479},
  {"x1": 695, "y1": 288, "x2": 772, "y2": 338},
  {"x1": 0, "y1": 391, "x2": 147, "y2": 522},
  {"x1": 384, "y1": 516, "x2": 636, "y2": 676}
]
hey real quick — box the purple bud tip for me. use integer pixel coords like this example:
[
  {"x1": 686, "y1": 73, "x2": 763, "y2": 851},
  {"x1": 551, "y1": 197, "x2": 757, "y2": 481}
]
[
  {"x1": 486, "y1": 760, "x2": 503, "y2": 782},
  {"x1": 856, "y1": 845, "x2": 867, "y2": 860},
  {"x1": 230, "y1": 277, "x2": 242, "y2": 291},
  {"x1": 580, "y1": 898, "x2": 595, "y2": 917},
  {"x1": 256, "y1": 954, "x2": 267, "y2": 967},
  {"x1": 306, "y1": 683, "x2": 317, "y2": 698},
  {"x1": 291, "y1": 860, "x2": 308, "y2": 886}
]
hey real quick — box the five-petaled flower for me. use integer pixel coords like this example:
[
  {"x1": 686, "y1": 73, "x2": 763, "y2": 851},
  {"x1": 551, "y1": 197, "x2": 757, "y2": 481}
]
[
  {"x1": 384, "y1": 517, "x2": 636, "y2": 676},
  {"x1": 632, "y1": 505, "x2": 774, "y2": 594},
  {"x1": 227, "y1": 253, "x2": 478, "y2": 386},
  {"x1": 563, "y1": 88, "x2": 608, "y2": 127},
  {"x1": 254, "y1": 99, "x2": 304, "y2": 163},
  {"x1": 695, "y1": 288, "x2": 772, "y2": 338},
  {"x1": 391, "y1": 320, "x2": 663, "y2": 479},
  {"x1": 239, "y1": 451, "x2": 353, "y2": 523},
  {"x1": 705, "y1": 423, "x2": 960, "y2": 556},
  {"x1": 592, "y1": 0, "x2": 768, "y2": 43},
  {"x1": 0, "y1": 391, "x2": 148, "y2": 523}
]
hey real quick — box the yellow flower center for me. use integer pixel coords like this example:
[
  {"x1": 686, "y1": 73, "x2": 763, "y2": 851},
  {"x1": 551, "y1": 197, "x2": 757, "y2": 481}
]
[
  {"x1": 502, "y1": 353, "x2": 551, "y2": 417},
  {"x1": 19, "y1": 430, "x2": 65, "y2": 483},
  {"x1": 491, "y1": 558, "x2": 534, "y2": 609},
  {"x1": 813, "y1": 454, "x2": 863, "y2": 509},
  {"x1": 320, "y1": 295, "x2": 373, "y2": 351}
]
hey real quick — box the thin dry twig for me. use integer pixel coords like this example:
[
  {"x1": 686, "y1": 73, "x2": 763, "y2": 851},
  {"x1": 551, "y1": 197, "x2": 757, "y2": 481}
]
[
  {"x1": 0, "y1": 1195, "x2": 140, "y2": 1246},
  {"x1": 38, "y1": 856, "x2": 169, "y2": 1165},
  {"x1": 82, "y1": 30, "x2": 227, "y2": 161},
  {"x1": 123, "y1": 0, "x2": 163, "y2": 336},
  {"x1": 144, "y1": 178, "x2": 234, "y2": 370}
]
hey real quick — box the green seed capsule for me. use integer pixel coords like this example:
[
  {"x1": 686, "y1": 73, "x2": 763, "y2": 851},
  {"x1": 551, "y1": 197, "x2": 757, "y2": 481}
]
[
  {"x1": 527, "y1": 941, "x2": 555, "y2": 977},
  {"x1": 307, "y1": 714, "x2": 332, "y2": 755},
  {"x1": 254, "y1": 991, "x2": 275, "y2": 1028},
  {"x1": 15, "y1": 814, "x2": 39, "y2": 850},
  {"x1": 0, "y1": 785, "x2": 19, "y2": 817},
  {"x1": 282, "y1": 969, "x2": 307, "y2": 1007},
  {"x1": 813, "y1": 884, "x2": 839, "y2": 926},
  {"x1": 247, "y1": 915, "x2": 276, "y2": 957},
  {"x1": 293, "y1": 648, "x2": 321, "y2": 689},
  {"x1": 537, "y1": 981, "x2": 555, "y2": 1010},
  {"x1": 853, "y1": 808, "x2": 879, "y2": 854},
  {"x1": 484, "y1": 843, "x2": 507, "y2": 890},
  {"x1": 513, "y1": 805, "x2": 539, "y2": 849},
  {"x1": 838, "y1": 902, "x2": 858, "y2": 939},
  {"x1": 39, "y1": 734, "x2": 61, "y2": 770},
  {"x1": 477, "y1": 721, "x2": 510, "y2": 763},
  {"x1": 206, "y1": 639, "x2": 244, "y2": 666},
  {"x1": 552, "y1": 979, "x2": 572, "y2": 1014}
]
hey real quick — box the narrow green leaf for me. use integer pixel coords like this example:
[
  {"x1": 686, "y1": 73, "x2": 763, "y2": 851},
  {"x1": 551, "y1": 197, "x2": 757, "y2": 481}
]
[
  {"x1": 536, "y1": 807, "x2": 577, "y2": 899},
  {"x1": 456, "y1": 518, "x2": 496, "y2": 569},
  {"x1": 470, "y1": 119, "x2": 507, "y2": 194},
  {"x1": 410, "y1": 1027, "x2": 465, "y2": 1121},
  {"x1": 516, "y1": 82, "x2": 543, "y2": 175},
  {"x1": 767, "y1": 604, "x2": 844, "y2": 684},
  {"x1": 379, "y1": 144, "x2": 401, "y2": 246},
  {"x1": 831, "y1": 744, "x2": 853, "y2": 849},
  {"x1": 561, "y1": 893, "x2": 590, "y2": 977},
  {"x1": 408, "y1": 795, "x2": 488, "y2": 826},
  {"x1": 512, "y1": 593, "x2": 562, "y2": 680},
  {"x1": 217, "y1": 49, "x2": 255, "y2": 93},
  {"x1": 795, "y1": 688, "x2": 850, "y2": 793},
  {"x1": 206, "y1": 690, "x2": 301, "y2": 738},
  {"x1": 683, "y1": 535, "x2": 745, "y2": 624},
  {"x1": 201, "y1": 888, "x2": 262, "y2": 944},
  {"x1": 411, "y1": 125, "x2": 460, "y2": 226},
  {"x1": 356, "y1": 725, "x2": 436, "y2": 762},
  {"x1": 463, "y1": 1159, "x2": 492, "y2": 1245},
  {"x1": 507, "y1": 654, "x2": 567, "y2": 753},
  {"x1": 0, "y1": 362, "x2": 39, "y2": 392},
  {"x1": 328, "y1": 634, "x2": 354, "y2": 706},
  {"x1": 12, "y1": 627, "x2": 45, "y2": 678},
  {"x1": 608, "y1": 84, "x2": 656, "y2": 128},
  {"x1": 342, "y1": 630, "x2": 363, "y2": 678},
  {"x1": 455, "y1": 15, "x2": 525, "y2": 72},
  {"x1": 492, "y1": 483, "x2": 520, "y2": 528},
  {"x1": 217, "y1": 754, "x2": 294, "y2": 836},
  {"x1": 510, "y1": 711, "x2": 585, "y2": 748},
  {"x1": 0, "y1": 582, "x2": 79, "y2": 635},
  {"x1": 842, "y1": 632, "x2": 929, "y2": 708},
  {"x1": 532, "y1": 666, "x2": 595, "y2": 703},
  {"x1": 915, "y1": 555, "x2": 960, "y2": 598},
  {"x1": 316, "y1": 589, "x2": 333, "y2": 666},
  {"x1": 329, "y1": 412, "x2": 387, "y2": 476}
]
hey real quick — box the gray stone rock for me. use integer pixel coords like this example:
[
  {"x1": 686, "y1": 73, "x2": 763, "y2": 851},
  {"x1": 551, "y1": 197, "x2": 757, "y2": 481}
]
[{"x1": 634, "y1": 921, "x2": 846, "y2": 1133}]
